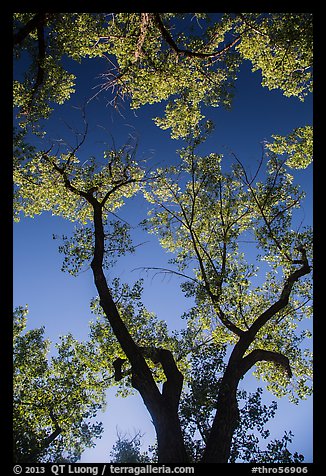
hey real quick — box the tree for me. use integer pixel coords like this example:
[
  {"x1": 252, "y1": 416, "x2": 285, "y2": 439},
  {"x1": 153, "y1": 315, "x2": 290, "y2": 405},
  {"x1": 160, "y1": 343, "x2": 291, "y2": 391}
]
[
  {"x1": 13, "y1": 306, "x2": 106, "y2": 462},
  {"x1": 178, "y1": 342, "x2": 305, "y2": 463},
  {"x1": 13, "y1": 11, "x2": 313, "y2": 464},
  {"x1": 109, "y1": 430, "x2": 151, "y2": 463},
  {"x1": 142, "y1": 137, "x2": 312, "y2": 462},
  {"x1": 13, "y1": 124, "x2": 312, "y2": 462},
  {"x1": 13, "y1": 13, "x2": 312, "y2": 140}
]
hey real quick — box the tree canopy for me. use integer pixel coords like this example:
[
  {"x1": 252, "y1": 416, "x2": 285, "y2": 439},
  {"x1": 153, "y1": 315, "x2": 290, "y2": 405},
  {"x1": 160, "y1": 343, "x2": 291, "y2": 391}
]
[
  {"x1": 13, "y1": 306, "x2": 106, "y2": 462},
  {"x1": 13, "y1": 11, "x2": 313, "y2": 464},
  {"x1": 14, "y1": 13, "x2": 312, "y2": 142}
]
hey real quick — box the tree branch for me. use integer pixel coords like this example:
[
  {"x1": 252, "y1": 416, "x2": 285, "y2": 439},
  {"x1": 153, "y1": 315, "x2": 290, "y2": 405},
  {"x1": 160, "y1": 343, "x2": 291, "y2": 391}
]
[
  {"x1": 17, "y1": 13, "x2": 49, "y2": 114},
  {"x1": 13, "y1": 12, "x2": 49, "y2": 45},
  {"x1": 232, "y1": 152, "x2": 294, "y2": 263},
  {"x1": 152, "y1": 171, "x2": 244, "y2": 338},
  {"x1": 100, "y1": 177, "x2": 139, "y2": 208},
  {"x1": 25, "y1": 408, "x2": 62, "y2": 462},
  {"x1": 140, "y1": 347, "x2": 183, "y2": 411},
  {"x1": 153, "y1": 13, "x2": 240, "y2": 60},
  {"x1": 239, "y1": 349, "x2": 292, "y2": 378},
  {"x1": 45, "y1": 409, "x2": 62, "y2": 445},
  {"x1": 247, "y1": 246, "x2": 310, "y2": 342},
  {"x1": 134, "y1": 13, "x2": 151, "y2": 60},
  {"x1": 112, "y1": 357, "x2": 127, "y2": 381},
  {"x1": 47, "y1": 157, "x2": 92, "y2": 202},
  {"x1": 134, "y1": 266, "x2": 200, "y2": 285}
]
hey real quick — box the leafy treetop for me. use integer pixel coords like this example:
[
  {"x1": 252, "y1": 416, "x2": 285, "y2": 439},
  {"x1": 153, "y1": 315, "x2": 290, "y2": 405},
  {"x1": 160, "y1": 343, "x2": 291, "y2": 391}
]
[
  {"x1": 13, "y1": 13, "x2": 313, "y2": 140},
  {"x1": 13, "y1": 306, "x2": 107, "y2": 462}
]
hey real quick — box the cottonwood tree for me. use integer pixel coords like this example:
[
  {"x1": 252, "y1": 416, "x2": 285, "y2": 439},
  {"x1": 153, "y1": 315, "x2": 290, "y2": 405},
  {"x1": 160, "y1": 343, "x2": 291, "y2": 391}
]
[
  {"x1": 13, "y1": 306, "x2": 106, "y2": 462},
  {"x1": 13, "y1": 12, "x2": 312, "y2": 142},
  {"x1": 13, "y1": 11, "x2": 313, "y2": 463},
  {"x1": 13, "y1": 125, "x2": 312, "y2": 462}
]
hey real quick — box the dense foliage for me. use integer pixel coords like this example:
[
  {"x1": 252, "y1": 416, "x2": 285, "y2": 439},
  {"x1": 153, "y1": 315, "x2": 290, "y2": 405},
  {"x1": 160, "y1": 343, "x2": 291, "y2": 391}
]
[
  {"x1": 14, "y1": 13, "x2": 312, "y2": 145},
  {"x1": 13, "y1": 12, "x2": 313, "y2": 463},
  {"x1": 13, "y1": 307, "x2": 106, "y2": 462}
]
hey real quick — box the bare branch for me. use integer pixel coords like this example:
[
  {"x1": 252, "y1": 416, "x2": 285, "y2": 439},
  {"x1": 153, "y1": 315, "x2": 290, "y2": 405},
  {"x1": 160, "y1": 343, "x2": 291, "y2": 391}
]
[
  {"x1": 232, "y1": 152, "x2": 293, "y2": 262},
  {"x1": 133, "y1": 266, "x2": 200, "y2": 285}
]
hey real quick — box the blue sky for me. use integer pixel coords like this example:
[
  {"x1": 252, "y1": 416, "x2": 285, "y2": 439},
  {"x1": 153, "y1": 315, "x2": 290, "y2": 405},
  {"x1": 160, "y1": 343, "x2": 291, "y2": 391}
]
[{"x1": 13, "y1": 39, "x2": 313, "y2": 462}]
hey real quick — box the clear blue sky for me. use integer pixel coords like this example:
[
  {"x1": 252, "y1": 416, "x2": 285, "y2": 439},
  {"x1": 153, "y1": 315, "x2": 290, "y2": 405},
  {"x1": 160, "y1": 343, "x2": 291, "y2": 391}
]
[{"x1": 13, "y1": 37, "x2": 313, "y2": 463}]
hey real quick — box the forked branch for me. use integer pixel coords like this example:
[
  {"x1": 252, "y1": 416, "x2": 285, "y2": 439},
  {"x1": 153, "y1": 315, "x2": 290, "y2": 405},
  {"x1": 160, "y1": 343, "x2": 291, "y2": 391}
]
[{"x1": 239, "y1": 349, "x2": 292, "y2": 379}]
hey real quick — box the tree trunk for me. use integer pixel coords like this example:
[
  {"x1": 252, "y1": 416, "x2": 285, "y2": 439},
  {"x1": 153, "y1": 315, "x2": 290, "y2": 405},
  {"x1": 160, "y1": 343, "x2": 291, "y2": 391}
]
[
  {"x1": 201, "y1": 366, "x2": 240, "y2": 463},
  {"x1": 90, "y1": 201, "x2": 189, "y2": 463},
  {"x1": 92, "y1": 265, "x2": 189, "y2": 462},
  {"x1": 152, "y1": 407, "x2": 189, "y2": 463}
]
